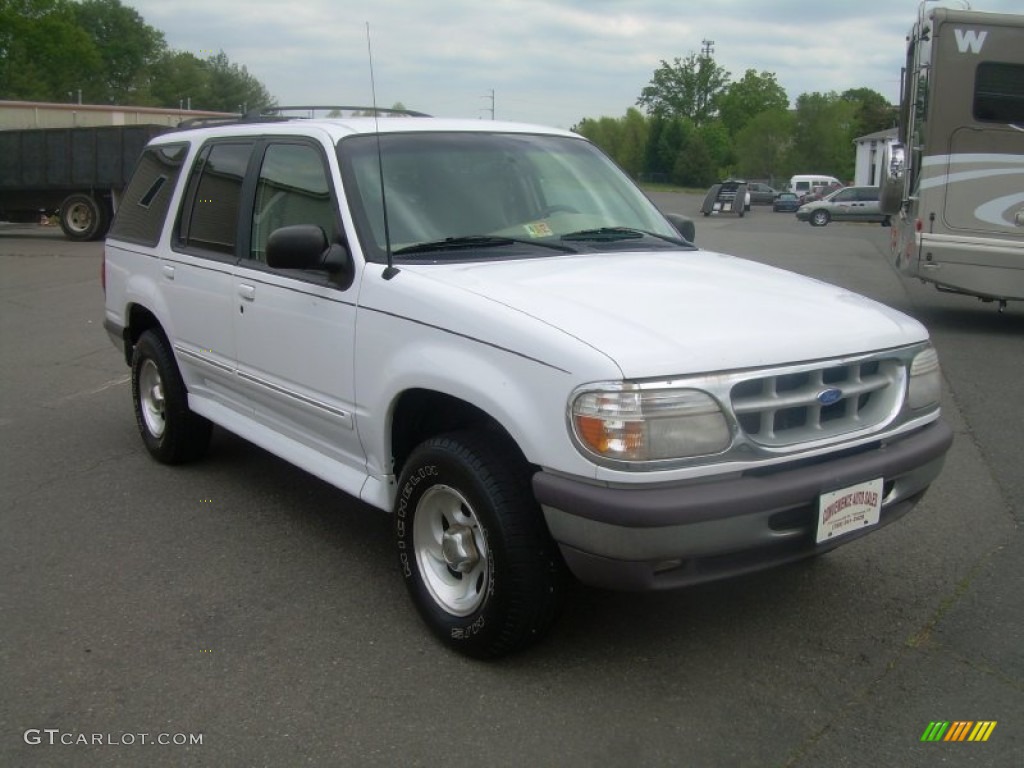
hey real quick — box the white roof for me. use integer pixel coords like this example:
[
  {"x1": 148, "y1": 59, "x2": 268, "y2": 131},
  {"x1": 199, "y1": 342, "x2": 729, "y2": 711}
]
[{"x1": 150, "y1": 117, "x2": 578, "y2": 145}]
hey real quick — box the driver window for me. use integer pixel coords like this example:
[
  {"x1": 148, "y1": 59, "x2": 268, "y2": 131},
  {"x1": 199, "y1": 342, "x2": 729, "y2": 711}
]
[{"x1": 250, "y1": 143, "x2": 336, "y2": 262}]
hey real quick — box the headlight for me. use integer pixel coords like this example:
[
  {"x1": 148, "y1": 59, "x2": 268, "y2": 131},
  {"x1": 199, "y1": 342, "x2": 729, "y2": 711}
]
[
  {"x1": 571, "y1": 387, "x2": 730, "y2": 463},
  {"x1": 908, "y1": 346, "x2": 941, "y2": 410}
]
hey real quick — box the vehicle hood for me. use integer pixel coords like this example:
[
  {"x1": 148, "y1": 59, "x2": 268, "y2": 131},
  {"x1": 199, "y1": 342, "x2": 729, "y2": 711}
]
[{"x1": 408, "y1": 250, "x2": 927, "y2": 378}]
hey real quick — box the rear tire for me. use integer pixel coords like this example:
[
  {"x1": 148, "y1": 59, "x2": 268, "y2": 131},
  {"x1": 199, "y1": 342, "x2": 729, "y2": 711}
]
[
  {"x1": 131, "y1": 330, "x2": 212, "y2": 464},
  {"x1": 59, "y1": 193, "x2": 108, "y2": 241},
  {"x1": 395, "y1": 431, "x2": 564, "y2": 658}
]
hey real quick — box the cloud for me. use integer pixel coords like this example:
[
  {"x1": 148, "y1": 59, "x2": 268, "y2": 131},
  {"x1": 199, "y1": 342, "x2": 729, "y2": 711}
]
[{"x1": 124, "y1": 0, "x2": 1023, "y2": 128}]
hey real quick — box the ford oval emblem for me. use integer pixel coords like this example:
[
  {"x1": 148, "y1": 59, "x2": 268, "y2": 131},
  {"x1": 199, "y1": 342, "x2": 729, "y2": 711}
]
[{"x1": 817, "y1": 387, "x2": 843, "y2": 406}]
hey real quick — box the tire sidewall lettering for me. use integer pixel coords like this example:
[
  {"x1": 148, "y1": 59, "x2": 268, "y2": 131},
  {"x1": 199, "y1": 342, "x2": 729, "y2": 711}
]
[{"x1": 395, "y1": 457, "x2": 497, "y2": 640}]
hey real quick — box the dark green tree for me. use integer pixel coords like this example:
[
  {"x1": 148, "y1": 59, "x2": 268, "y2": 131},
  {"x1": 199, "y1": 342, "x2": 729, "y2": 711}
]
[
  {"x1": 636, "y1": 53, "x2": 730, "y2": 125},
  {"x1": 202, "y1": 51, "x2": 274, "y2": 113},
  {"x1": 616, "y1": 108, "x2": 648, "y2": 178},
  {"x1": 841, "y1": 87, "x2": 896, "y2": 137},
  {"x1": 575, "y1": 115, "x2": 621, "y2": 157},
  {"x1": 787, "y1": 92, "x2": 857, "y2": 180},
  {"x1": 144, "y1": 50, "x2": 210, "y2": 109},
  {"x1": 574, "y1": 109, "x2": 648, "y2": 179},
  {"x1": 717, "y1": 69, "x2": 789, "y2": 138},
  {"x1": 697, "y1": 120, "x2": 733, "y2": 177},
  {"x1": 655, "y1": 117, "x2": 694, "y2": 176},
  {"x1": 69, "y1": 0, "x2": 165, "y2": 103},
  {"x1": 673, "y1": 134, "x2": 715, "y2": 188},
  {"x1": 0, "y1": 0, "x2": 103, "y2": 101},
  {"x1": 0, "y1": 0, "x2": 274, "y2": 110},
  {"x1": 734, "y1": 108, "x2": 794, "y2": 181}
]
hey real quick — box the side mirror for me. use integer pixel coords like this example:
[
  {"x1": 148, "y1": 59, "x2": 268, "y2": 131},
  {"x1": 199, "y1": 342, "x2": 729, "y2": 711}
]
[
  {"x1": 879, "y1": 143, "x2": 906, "y2": 215},
  {"x1": 663, "y1": 212, "x2": 696, "y2": 243},
  {"x1": 266, "y1": 224, "x2": 352, "y2": 284}
]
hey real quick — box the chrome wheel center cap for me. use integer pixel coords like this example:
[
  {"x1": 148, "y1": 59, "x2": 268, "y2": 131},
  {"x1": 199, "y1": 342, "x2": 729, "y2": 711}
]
[{"x1": 441, "y1": 526, "x2": 478, "y2": 573}]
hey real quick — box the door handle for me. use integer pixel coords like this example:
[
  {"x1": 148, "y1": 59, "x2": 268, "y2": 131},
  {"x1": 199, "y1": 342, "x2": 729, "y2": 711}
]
[
  {"x1": 162, "y1": 265, "x2": 175, "y2": 280},
  {"x1": 238, "y1": 284, "x2": 256, "y2": 301}
]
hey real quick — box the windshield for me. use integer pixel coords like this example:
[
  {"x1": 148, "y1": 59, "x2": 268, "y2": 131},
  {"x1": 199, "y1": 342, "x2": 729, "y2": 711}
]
[{"x1": 337, "y1": 132, "x2": 680, "y2": 262}]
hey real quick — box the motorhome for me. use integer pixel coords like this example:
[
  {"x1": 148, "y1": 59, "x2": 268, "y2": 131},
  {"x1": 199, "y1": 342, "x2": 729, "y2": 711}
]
[{"x1": 880, "y1": 2, "x2": 1024, "y2": 308}]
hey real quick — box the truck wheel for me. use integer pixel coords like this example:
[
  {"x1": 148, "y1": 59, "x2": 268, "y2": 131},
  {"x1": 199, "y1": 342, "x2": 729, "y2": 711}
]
[
  {"x1": 131, "y1": 330, "x2": 212, "y2": 464},
  {"x1": 395, "y1": 431, "x2": 564, "y2": 658},
  {"x1": 59, "y1": 193, "x2": 108, "y2": 241},
  {"x1": 810, "y1": 210, "x2": 830, "y2": 227}
]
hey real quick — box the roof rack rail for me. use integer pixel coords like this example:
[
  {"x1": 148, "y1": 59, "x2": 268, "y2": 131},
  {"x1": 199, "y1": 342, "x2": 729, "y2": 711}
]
[
  {"x1": 175, "y1": 114, "x2": 245, "y2": 129},
  {"x1": 250, "y1": 105, "x2": 431, "y2": 118},
  {"x1": 174, "y1": 105, "x2": 430, "y2": 130}
]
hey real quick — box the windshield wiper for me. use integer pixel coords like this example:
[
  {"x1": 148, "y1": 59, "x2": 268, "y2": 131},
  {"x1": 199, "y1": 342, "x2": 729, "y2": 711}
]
[
  {"x1": 561, "y1": 227, "x2": 645, "y2": 242},
  {"x1": 393, "y1": 235, "x2": 575, "y2": 257},
  {"x1": 561, "y1": 226, "x2": 692, "y2": 247}
]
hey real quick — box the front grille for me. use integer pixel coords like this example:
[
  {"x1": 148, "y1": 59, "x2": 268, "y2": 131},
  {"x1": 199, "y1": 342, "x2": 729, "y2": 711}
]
[{"x1": 730, "y1": 358, "x2": 904, "y2": 446}]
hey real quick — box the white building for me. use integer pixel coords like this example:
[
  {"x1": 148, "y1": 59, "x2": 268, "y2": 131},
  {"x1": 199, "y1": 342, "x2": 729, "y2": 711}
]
[{"x1": 853, "y1": 128, "x2": 898, "y2": 187}]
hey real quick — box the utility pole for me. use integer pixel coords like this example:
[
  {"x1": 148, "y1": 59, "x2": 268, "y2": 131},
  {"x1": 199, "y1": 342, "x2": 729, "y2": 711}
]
[{"x1": 701, "y1": 39, "x2": 715, "y2": 59}]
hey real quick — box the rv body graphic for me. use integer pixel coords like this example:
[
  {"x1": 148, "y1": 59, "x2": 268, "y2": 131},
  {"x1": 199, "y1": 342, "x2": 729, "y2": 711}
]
[{"x1": 881, "y1": 2, "x2": 1024, "y2": 306}]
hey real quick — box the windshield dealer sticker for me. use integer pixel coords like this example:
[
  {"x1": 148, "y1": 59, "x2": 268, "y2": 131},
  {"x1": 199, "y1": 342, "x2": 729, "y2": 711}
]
[
  {"x1": 816, "y1": 477, "x2": 883, "y2": 544},
  {"x1": 524, "y1": 221, "x2": 553, "y2": 238}
]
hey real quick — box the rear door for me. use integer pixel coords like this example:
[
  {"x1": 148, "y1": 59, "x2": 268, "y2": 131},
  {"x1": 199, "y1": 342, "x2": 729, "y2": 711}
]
[
  {"x1": 165, "y1": 140, "x2": 255, "y2": 413},
  {"x1": 855, "y1": 187, "x2": 882, "y2": 221}
]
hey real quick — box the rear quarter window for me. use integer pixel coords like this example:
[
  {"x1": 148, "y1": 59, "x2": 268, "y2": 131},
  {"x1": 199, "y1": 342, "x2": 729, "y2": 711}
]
[{"x1": 108, "y1": 143, "x2": 189, "y2": 246}]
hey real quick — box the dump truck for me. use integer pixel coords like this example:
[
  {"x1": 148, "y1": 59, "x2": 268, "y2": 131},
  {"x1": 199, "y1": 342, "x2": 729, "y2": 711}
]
[{"x1": 0, "y1": 124, "x2": 170, "y2": 240}]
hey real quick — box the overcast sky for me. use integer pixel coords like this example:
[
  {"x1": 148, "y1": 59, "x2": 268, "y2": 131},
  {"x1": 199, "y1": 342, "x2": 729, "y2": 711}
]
[{"x1": 125, "y1": 0, "x2": 1020, "y2": 128}]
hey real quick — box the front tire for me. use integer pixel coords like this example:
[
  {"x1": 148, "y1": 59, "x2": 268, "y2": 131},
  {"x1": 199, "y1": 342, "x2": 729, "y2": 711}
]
[
  {"x1": 810, "y1": 210, "x2": 830, "y2": 227},
  {"x1": 131, "y1": 330, "x2": 212, "y2": 464},
  {"x1": 395, "y1": 431, "x2": 564, "y2": 658}
]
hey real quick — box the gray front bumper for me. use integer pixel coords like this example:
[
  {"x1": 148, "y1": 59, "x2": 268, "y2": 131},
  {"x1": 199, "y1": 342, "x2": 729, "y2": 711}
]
[{"x1": 532, "y1": 420, "x2": 952, "y2": 590}]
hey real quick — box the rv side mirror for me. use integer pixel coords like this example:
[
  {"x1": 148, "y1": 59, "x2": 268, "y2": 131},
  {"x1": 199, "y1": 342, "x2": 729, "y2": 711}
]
[{"x1": 879, "y1": 143, "x2": 906, "y2": 215}]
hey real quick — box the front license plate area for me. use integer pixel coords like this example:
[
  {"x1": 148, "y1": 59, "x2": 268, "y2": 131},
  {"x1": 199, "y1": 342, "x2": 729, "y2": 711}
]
[{"x1": 816, "y1": 478, "x2": 883, "y2": 544}]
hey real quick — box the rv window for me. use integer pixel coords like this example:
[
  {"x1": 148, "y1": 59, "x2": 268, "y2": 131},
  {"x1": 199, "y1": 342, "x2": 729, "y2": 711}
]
[{"x1": 973, "y1": 62, "x2": 1024, "y2": 124}]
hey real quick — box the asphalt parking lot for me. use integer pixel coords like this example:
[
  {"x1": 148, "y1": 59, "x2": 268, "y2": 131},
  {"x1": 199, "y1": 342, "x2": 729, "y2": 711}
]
[{"x1": 1, "y1": 204, "x2": 1021, "y2": 767}]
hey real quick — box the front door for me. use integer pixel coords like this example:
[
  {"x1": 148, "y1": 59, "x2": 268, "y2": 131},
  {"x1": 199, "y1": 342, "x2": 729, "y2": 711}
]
[{"x1": 231, "y1": 139, "x2": 365, "y2": 479}]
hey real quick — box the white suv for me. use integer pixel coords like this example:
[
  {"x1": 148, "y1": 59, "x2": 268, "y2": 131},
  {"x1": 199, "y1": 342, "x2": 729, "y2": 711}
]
[{"x1": 103, "y1": 109, "x2": 952, "y2": 658}]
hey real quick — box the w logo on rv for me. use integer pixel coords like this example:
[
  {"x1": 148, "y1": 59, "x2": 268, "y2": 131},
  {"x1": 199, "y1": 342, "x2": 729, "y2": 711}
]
[{"x1": 954, "y1": 28, "x2": 987, "y2": 54}]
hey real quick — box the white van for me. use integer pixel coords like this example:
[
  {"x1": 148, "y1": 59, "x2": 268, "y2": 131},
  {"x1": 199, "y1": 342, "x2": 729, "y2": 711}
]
[{"x1": 789, "y1": 174, "x2": 841, "y2": 197}]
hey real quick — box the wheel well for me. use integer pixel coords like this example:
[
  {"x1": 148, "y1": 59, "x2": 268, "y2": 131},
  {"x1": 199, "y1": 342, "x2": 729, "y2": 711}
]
[
  {"x1": 390, "y1": 389, "x2": 525, "y2": 476},
  {"x1": 123, "y1": 304, "x2": 165, "y2": 365}
]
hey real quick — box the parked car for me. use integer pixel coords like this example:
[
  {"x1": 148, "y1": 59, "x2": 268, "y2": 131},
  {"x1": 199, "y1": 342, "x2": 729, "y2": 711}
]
[
  {"x1": 746, "y1": 182, "x2": 779, "y2": 205},
  {"x1": 773, "y1": 192, "x2": 801, "y2": 212},
  {"x1": 102, "y1": 110, "x2": 949, "y2": 658},
  {"x1": 797, "y1": 186, "x2": 890, "y2": 226}
]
